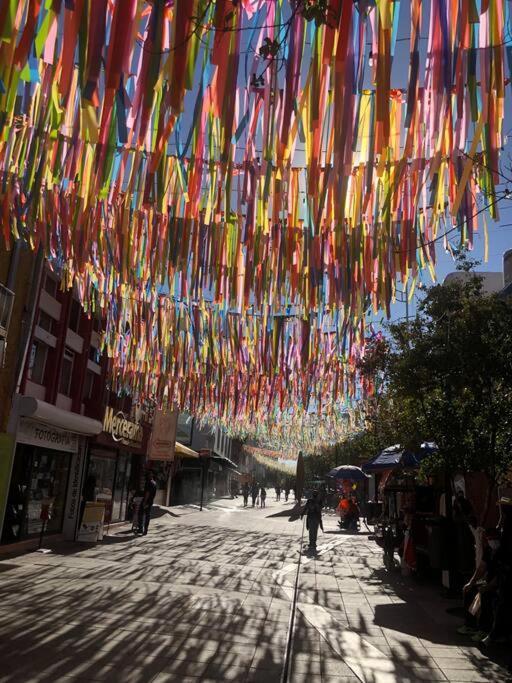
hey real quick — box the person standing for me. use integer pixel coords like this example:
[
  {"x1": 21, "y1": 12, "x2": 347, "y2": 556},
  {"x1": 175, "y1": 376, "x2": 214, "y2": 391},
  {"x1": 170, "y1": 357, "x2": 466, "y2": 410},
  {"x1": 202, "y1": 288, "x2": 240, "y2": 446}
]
[
  {"x1": 230, "y1": 480, "x2": 239, "y2": 499},
  {"x1": 284, "y1": 485, "x2": 290, "y2": 502},
  {"x1": 251, "y1": 482, "x2": 259, "y2": 507},
  {"x1": 242, "y1": 482, "x2": 250, "y2": 507},
  {"x1": 275, "y1": 484, "x2": 281, "y2": 501},
  {"x1": 138, "y1": 471, "x2": 157, "y2": 536},
  {"x1": 260, "y1": 486, "x2": 267, "y2": 508},
  {"x1": 301, "y1": 491, "x2": 323, "y2": 551}
]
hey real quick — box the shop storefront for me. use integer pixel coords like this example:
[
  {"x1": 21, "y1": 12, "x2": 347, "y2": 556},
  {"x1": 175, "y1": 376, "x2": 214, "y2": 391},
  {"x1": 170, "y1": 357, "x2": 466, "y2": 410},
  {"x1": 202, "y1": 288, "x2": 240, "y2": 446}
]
[
  {"x1": 84, "y1": 407, "x2": 149, "y2": 524},
  {"x1": 1, "y1": 397, "x2": 102, "y2": 544}
]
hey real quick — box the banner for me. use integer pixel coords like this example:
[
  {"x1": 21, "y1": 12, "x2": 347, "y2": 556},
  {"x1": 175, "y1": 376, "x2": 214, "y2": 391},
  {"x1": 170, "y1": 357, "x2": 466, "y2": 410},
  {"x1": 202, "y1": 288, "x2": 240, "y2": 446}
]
[{"x1": 147, "y1": 410, "x2": 178, "y2": 461}]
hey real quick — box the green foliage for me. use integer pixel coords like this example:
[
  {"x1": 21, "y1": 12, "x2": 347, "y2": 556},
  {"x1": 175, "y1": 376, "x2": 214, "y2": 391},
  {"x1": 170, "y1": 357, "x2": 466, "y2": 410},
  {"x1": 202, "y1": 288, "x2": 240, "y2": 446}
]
[
  {"x1": 382, "y1": 264, "x2": 512, "y2": 487},
  {"x1": 299, "y1": 0, "x2": 333, "y2": 26},
  {"x1": 310, "y1": 258, "x2": 512, "y2": 515}
]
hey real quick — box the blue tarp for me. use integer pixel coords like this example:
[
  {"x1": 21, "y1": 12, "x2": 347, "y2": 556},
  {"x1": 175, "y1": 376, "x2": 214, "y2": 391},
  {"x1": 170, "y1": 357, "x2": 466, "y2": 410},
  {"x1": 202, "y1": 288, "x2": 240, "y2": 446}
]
[{"x1": 362, "y1": 443, "x2": 437, "y2": 473}]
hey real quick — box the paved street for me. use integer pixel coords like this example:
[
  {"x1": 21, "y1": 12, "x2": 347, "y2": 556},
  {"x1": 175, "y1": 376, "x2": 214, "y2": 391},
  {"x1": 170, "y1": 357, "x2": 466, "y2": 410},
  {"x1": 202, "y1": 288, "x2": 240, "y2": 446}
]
[{"x1": 0, "y1": 498, "x2": 510, "y2": 683}]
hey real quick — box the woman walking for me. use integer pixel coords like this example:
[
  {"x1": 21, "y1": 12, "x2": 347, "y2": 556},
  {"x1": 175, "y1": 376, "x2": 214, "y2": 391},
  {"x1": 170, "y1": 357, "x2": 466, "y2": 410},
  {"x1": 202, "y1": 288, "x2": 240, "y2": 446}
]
[{"x1": 260, "y1": 486, "x2": 267, "y2": 508}]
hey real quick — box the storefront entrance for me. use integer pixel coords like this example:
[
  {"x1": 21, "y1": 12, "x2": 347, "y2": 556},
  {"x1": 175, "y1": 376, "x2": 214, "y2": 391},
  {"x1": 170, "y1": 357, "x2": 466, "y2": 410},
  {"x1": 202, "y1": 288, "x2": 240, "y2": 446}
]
[
  {"x1": 86, "y1": 449, "x2": 133, "y2": 524},
  {"x1": 2, "y1": 443, "x2": 71, "y2": 543}
]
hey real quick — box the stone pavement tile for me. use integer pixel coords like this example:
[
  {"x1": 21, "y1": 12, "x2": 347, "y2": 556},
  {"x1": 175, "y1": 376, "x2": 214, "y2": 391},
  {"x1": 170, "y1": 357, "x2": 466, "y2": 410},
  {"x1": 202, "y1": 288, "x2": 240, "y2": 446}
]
[
  {"x1": 398, "y1": 666, "x2": 447, "y2": 681},
  {"x1": 290, "y1": 657, "x2": 321, "y2": 676},
  {"x1": 250, "y1": 645, "x2": 285, "y2": 670},
  {"x1": 204, "y1": 662, "x2": 250, "y2": 681},
  {"x1": 157, "y1": 659, "x2": 210, "y2": 678},
  {"x1": 432, "y1": 656, "x2": 481, "y2": 668},
  {"x1": 246, "y1": 666, "x2": 282, "y2": 682},
  {"x1": 439, "y1": 671, "x2": 500, "y2": 683},
  {"x1": 321, "y1": 657, "x2": 357, "y2": 677},
  {"x1": 190, "y1": 625, "x2": 257, "y2": 644},
  {"x1": 265, "y1": 607, "x2": 291, "y2": 623},
  {"x1": 217, "y1": 641, "x2": 258, "y2": 659},
  {"x1": 150, "y1": 676, "x2": 201, "y2": 683},
  {"x1": 424, "y1": 647, "x2": 467, "y2": 658},
  {"x1": 172, "y1": 648, "x2": 220, "y2": 664},
  {"x1": 457, "y1": 645, "x2": 493, "y2": 659}
]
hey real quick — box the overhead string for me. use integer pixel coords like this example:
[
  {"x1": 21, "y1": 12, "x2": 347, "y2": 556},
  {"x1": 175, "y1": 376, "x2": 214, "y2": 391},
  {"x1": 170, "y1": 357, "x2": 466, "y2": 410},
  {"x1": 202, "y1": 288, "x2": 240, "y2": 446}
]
[{"x1": 0, "y1": 0, "x2": 509, "y2": 440}]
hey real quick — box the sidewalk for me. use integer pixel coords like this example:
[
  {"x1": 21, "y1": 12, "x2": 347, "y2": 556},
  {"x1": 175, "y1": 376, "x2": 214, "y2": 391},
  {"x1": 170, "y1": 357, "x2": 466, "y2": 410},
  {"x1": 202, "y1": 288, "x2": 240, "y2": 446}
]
[{"x1": 0, "y1": 498, "x2": 509, "y2": 682}]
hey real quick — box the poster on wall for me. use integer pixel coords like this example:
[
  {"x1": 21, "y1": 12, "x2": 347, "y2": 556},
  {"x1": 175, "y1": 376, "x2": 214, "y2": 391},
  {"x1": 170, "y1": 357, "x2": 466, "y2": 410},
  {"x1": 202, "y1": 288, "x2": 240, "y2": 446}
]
[{"x1": 147, "y1": 409, "x2": 178, "y2": 461}]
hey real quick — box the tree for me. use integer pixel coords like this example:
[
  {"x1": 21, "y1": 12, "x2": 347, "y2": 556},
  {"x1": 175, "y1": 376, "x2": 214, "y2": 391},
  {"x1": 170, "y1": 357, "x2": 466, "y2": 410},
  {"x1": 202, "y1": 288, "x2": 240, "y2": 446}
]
[{"x1": 381, "y1": 262, "x2": 512, "y2": 523}]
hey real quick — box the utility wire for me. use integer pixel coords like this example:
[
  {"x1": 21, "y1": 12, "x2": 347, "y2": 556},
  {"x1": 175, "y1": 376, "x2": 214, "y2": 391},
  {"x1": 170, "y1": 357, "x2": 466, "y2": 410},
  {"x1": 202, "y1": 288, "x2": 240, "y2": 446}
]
[{"x1": 415, "y1": 191, "x2": 510, "y2": 251}]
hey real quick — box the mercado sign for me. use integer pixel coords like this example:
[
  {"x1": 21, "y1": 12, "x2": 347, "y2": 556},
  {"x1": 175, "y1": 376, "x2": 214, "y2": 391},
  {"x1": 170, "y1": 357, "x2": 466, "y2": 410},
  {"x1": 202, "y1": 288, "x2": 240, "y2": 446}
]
[{"x1": 102, "y1": 407, "x2": 143, "y2": 447}]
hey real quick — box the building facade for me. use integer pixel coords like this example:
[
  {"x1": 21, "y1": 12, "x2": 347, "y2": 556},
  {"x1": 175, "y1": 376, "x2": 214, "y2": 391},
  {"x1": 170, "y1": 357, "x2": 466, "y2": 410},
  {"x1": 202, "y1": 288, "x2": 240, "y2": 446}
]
[{"x1": 0, "y1": 259, "x2": 153, "y2": 546}]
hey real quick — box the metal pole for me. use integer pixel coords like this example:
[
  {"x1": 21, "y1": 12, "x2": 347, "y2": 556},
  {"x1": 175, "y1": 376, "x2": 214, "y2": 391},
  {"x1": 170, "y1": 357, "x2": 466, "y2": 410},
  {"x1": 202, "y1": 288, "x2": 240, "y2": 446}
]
[
  {"x1": 281, "y1": 517, "x2": 306, "y2": 683},
  {"x1": 405, "y1": 281, "x2": 409, "y2": 322}
]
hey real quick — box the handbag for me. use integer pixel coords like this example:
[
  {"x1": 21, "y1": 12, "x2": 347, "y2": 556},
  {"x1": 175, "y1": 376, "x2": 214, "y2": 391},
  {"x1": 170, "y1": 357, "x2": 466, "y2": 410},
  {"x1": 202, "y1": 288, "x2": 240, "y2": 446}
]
[{"x1": 468, "y1": 592, "x2": 482, "y2": 617}]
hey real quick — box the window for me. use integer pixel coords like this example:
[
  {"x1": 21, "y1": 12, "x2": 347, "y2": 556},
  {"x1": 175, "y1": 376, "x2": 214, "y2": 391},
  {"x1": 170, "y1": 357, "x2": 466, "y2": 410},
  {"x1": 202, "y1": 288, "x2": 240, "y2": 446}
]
[
  {"x1": 59, "y1": 348, "x2": 74, "y2": 396},
  {"x1": 83, "y1": 371, "x2": 95, "y2": 400},
  {"x1": 37, "y1": 310, "x2": 55, "y2": 335},
  {"x1": 92, "y1": 315, "x2": 102, "y2": 333},
  {"x1": 89, "y1": 345, "x2": 100, "y2": 363},
  {"x1": 69, "y1": 299, "x2": 81, "y2": 333},
  {"x1": 43, "y1": 273, "x2": 58, "y2": 298},
  {"x1": 28, "y1": 341, "x2": 48, "y2": 385}
]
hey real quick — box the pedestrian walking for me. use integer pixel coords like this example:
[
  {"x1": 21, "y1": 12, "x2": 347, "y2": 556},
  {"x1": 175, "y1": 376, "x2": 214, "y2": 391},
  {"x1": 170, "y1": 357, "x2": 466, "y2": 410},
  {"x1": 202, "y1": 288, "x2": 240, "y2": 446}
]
[
  {"x1": 284, "y1": 486, "x2": 290, "y2": 502},
  {"x1": 230, "y1": 480, "x2": 239, "y2": 499},
  {"x1": 138, "y1": 471, "x2": 157, "y2": 536},
  {"x1": 275, "y1": 484, "x2": 281, "y2": 501},
  {"x1": 301, "y1": 490, "x2": 323, "y2": 552},
  {"x1": 242, "y1": 482, "x2": 250, "y2": 507},
  {"x1": 260, "y1": 486, "x2": 267, "y2": 508},
  {"x1": 251, "y1": 482, "x2": 259, "y2": 507}
]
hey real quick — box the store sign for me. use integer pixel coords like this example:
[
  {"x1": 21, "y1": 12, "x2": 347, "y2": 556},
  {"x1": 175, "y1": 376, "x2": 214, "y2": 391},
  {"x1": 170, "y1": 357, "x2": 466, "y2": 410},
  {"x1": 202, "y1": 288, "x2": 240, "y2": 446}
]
[
  {"x1": 148, "y1": 409, "x2": 178, "y2": 461},
  {"x1": 17, "y1": 418, "x2": 79, "y2": 453},
  {"x1": 102, "y1": 407, "x2": 143, "y2": 446}
]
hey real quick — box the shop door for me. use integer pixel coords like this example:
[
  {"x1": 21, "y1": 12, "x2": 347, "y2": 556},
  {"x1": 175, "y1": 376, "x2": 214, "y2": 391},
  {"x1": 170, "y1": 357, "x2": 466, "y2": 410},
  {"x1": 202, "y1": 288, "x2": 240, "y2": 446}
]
[
  {"x1": 112, "y1": 456, "x2": 131, "y2": 522},
  {"x1": 87, "y1": 453, "x2": 116, "y2": 524},
  {"x1": 2, "y1": 444, "x2": 71, "y2": 543}
]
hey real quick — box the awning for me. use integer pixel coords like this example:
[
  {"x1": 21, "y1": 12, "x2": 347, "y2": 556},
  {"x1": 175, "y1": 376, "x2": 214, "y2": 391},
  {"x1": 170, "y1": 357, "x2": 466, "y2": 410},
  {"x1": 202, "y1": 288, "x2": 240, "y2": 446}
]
[
  {"x1": 362, "y1": 443, "x2": 437, "y2": 473},
  {"x1": 175, "y1": 441, "x2": 198, "y2": 458},
  {"x1": 18, "y1": 396, "x2": 103, "y2": 436},
  {"x1": 211, "y1": 454, "x2": 238, "y2": 470}
]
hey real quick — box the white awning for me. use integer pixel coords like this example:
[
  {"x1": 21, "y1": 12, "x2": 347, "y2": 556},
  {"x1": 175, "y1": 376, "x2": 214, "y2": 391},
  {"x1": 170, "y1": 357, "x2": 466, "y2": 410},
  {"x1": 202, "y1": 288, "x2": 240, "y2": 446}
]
[
  {"x1": 175, "y1": 441, "x2": 198, "y2": 458},
  {"x1": 18, "y1": 396, "x2": 103, "y2": 436}
]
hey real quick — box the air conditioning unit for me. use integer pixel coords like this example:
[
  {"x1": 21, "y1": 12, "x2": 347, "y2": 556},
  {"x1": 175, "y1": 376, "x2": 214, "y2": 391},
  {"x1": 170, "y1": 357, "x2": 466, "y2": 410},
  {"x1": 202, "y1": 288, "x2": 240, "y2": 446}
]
[{"x1": 0, "y1": 284, "x2": 15, "y2": 367}]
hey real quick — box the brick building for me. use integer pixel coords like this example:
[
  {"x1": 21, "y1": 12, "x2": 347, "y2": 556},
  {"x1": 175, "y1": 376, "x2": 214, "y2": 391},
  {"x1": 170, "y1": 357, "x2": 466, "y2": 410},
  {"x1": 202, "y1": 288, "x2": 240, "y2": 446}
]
[{"x1": 0, "y1": 250, "x2": 150, "y2": 547}]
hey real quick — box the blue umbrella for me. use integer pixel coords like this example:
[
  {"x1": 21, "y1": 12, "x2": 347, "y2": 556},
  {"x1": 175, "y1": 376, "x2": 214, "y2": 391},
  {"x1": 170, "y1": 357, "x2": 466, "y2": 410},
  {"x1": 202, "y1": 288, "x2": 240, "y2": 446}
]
[{"x1": 327, "y1": 465, "x2": 369, "y2": 481}]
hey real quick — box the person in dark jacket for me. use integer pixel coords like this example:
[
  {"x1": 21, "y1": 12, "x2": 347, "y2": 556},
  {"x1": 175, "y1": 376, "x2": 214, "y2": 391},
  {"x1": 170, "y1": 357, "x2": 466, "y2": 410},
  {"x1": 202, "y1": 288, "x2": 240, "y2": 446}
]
[
  {"x1": 301, "y1": 491, "x2": 323, "y2": 551},
  {"x1": 242, "y1": 482, "x2": 250, "y2": 507},
  {"x1": 260, "y1": 486, "x2": 267, "y2": 508},
  {"x1": 251, "y1": 482, "x2": 259, "y2": 507},
  {"x1": 138, "y1": 471, "x2": 157, "y2": 535}
]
